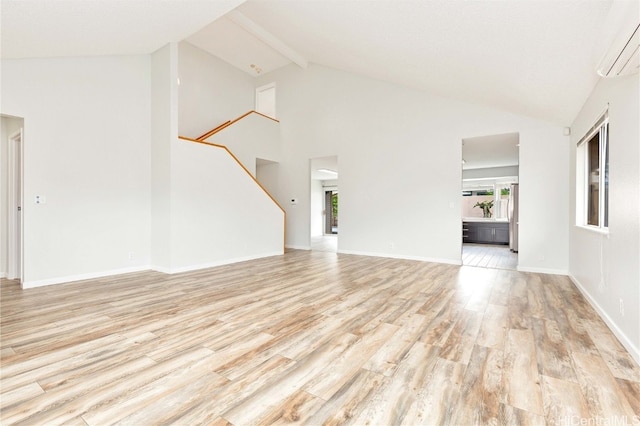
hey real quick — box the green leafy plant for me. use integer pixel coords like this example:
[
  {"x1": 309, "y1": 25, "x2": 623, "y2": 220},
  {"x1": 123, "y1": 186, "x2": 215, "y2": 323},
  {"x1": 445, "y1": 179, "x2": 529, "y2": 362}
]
[{"x1": 473, "y1": 200, "x2": 494, "y2": 218}]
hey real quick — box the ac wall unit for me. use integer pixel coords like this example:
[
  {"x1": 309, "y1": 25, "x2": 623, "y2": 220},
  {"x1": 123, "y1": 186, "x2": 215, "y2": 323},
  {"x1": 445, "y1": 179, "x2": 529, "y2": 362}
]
[{"x1": 596, "y1": 20, "x2": 640, "y2": 78}]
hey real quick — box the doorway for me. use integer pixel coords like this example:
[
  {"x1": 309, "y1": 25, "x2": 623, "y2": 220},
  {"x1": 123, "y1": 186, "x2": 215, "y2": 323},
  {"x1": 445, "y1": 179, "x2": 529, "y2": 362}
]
[
  {"x1": 310, "y1": 156, "x2": 338, "y2": 252},
  {"x1": 461, "y1": 132, "x2": 519, "y2": 270},
  {"x1": 2, "y1": 115, "x2": 24, "y2": 281},
  {"x1": 324, "y1": 190, "x2": 338, "y2": 235},
  {"x1": 255, "y1": 83, "x2": 276, "y2": 119}
]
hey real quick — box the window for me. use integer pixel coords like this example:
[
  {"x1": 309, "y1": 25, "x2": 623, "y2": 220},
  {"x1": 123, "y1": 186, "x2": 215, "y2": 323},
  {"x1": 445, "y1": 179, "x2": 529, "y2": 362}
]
[{"x1": 577, "y1": 114, "x2": 609, "y2": 229}]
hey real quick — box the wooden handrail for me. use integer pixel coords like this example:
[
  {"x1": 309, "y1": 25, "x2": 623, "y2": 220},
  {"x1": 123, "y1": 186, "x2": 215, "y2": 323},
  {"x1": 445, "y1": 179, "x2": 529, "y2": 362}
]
[
  {"x1": 195, "y1": 110, "x2": 279, "y2": 141},
  {"x1": 196, "y1": 120, "x2": 231, "y2": 140}
]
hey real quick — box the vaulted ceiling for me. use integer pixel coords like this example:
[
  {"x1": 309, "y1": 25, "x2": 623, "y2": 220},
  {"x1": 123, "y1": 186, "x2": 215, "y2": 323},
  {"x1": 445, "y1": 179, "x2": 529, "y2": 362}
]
[{"x1": 1, "y1": 0, "x2": 620, "y2": 125}]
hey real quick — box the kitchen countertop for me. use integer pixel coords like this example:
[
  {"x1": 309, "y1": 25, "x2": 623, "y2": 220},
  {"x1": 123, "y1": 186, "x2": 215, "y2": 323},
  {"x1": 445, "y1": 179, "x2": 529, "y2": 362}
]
[{"x1": 462, "y1": 217, "x2": 509, "y2": 223}]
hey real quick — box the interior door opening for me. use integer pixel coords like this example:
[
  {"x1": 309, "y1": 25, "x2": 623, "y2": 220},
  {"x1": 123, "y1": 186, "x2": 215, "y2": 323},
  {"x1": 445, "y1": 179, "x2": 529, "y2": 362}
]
[
  {"x1": 255, "y1": 82, "x2": 276, "y2": 119},
  {"x1": 2, "y1": 115, "x2": 25, "y2": 282},
  {"x1": 325, "y1": 190, "x2": 338, "y2": 235},
  {"x1": 461, "y1": 132, "x2": 519, "y2": 270},
  {"x1": 310, "y1": 156, "x2": 338, "y2": 253}
]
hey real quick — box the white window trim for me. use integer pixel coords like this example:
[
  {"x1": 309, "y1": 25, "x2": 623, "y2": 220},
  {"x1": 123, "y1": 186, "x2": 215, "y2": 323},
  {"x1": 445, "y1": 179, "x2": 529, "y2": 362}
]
[{"x1": 576, "y1": 109, "x2": 609, "y2": 232}]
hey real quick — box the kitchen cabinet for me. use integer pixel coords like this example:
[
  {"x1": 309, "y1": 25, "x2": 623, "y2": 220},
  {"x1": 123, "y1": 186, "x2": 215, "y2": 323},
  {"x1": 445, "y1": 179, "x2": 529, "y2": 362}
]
[{"x1": 463, "y1": 221, "x2": 509, "y2": 244}]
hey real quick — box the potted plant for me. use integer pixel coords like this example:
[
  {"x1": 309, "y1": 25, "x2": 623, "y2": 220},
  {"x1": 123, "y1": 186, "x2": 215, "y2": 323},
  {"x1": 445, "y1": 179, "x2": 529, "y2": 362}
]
[{"x1": 474, "y1": 200, "x2": 494, "y2": 218}]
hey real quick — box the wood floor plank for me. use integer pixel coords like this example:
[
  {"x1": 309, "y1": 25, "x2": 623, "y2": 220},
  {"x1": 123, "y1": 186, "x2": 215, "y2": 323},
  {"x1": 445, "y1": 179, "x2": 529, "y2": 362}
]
[
  {"x1": 499, "y1": 403, "x2": 546, "y2": 425},
  {"x1": 82, "y1": 349, "x2": 226, "y2": 425},
  {"x1": 221, "y1": 332, "x2": 359, "y2": 425},
  {"x1": 304, "y1": 369, "x2": 389, "y2": 426},
  {"x1": 476, "y1": 303, "x2": 508, "y2": 349},
  {"x1": 255, "y1": 389, "x2": 325, "y2": 425},
  {"x1": 540, "y1": 374, "x2": 590, "y2": 425},
  {"x1": 1, "y1": 251, "x2": 637, "y2": 425},
  {"x1": 503, "y1": 329, "x2": 544, "y2": 416},
  {"x1": 572, "y1": 351, "x2": 637, "y2": 420},
  {"x1": 615, "y1": 378, "x2": 640, "y2": 415},
  {"x1": 0, "y1": 382, "x2": 44, "y2": 411},
  {"x1": 362, "y1": 313, "x2": 429, "y2": 376},
  {"x1": 531, "y1": 318, "x2": 577, "y2": 382},
  {"x1": 438, "y1": 308, "x2": 483, "y2": 364},
  {"x1": 303, "y1": 322, "x2": 398, "y2": 400},
  {"x1": 351, "y1": 341, "x2": 440, "y2": 425},
  {"x1": 400, "y1": 357, "x2": 465, "y2": 425},
  {"x1": 157, "y1": 354, "x2": 296, "y2": 425},
  {"x1": 450, "y1": 345, "x2": 504, "y2": 425}
]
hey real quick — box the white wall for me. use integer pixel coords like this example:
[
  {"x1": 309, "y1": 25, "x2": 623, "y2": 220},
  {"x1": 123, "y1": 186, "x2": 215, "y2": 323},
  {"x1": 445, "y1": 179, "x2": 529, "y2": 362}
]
[
  {"x1": 257, "y1": 64, "x2": 569, "y2": 271},
  {"x1": 170, "y1": 42, "x2": 284, "y2": 272},
  {"x1": 207, "y1": 113, "x2": 281, "y2": 176},
  {"x1": 178, "y1": 41, "x2": 255, "y2": 138},
  {"x1": 169, "y1": 138, "x2": 284, "y2": 271},
  {"x1": 150, "y1": 43, "x2": 178, "y2": 272},
  {"x1": 463, "y1": 165, "x2": 519, "y2": 180},
  {"x1": 310, "y1": 179, "x2": 323, "y2": 237},
  {"x1": 256, "y1": 161, "x2": 280, "y2": 200},
  {"x1": 569, "y1": 73, "x2": 640, "y2": 363},
  {"x1": 1, "y1": 56, "x2": 152, "y2": 287}
]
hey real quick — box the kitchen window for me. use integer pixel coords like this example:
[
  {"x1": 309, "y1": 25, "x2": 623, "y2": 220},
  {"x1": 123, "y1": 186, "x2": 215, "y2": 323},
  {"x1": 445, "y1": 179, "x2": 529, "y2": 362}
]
[{"x1": 577, "y1": 112, "x2": 609, "y2": 229}]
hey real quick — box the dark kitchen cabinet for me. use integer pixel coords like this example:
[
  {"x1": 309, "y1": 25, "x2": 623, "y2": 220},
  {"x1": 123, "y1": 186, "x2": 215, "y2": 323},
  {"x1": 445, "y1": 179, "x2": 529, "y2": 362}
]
[{"x1": 463, "y1": 221, "x2": 509, "y2": 245}]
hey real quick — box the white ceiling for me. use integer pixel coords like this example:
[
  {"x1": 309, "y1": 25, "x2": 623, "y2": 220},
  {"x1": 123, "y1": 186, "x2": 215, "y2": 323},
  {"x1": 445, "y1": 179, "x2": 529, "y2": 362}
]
[
  {"x1": 0, "y1": 0, "x2": 244, "y2": 58},
  {"x1": 1, "y1": 0, "x2": 620, "y2": 125},
  {"x1": 311, "y1": 156, "x2": 339, "y2": 181}
]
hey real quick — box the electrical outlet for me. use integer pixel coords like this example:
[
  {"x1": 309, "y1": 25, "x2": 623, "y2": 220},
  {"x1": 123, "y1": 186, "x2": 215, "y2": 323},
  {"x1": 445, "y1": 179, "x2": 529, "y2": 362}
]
[
  {"x1": 620, "y1": 298, "x2": 624, "y2": 316},
  {"x1": 128, "y1": 252, "x2": 134, "y2": 260},
  {"x1": 390, "y1": 242, "x2": 395, "y2": 250}
]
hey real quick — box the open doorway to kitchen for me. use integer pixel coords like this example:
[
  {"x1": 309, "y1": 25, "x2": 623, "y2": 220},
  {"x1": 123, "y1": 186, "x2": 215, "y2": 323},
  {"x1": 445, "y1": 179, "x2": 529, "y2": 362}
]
[
  {"x1": 310, "y1": 156, "x2": 338, "y2": 252},
  {"x1": 461, "y1": 133, "x2": 519, "y2": 270}
]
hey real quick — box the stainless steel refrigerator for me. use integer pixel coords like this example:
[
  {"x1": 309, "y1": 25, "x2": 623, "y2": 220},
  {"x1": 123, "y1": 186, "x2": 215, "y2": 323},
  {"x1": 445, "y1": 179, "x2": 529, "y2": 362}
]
[{"x1": 508, "y1": 183, "x2": 519, "y2": 252}]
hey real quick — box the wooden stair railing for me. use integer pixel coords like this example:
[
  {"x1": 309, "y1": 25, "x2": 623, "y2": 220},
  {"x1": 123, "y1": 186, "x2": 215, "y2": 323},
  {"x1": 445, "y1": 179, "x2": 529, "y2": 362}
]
[
  {"x1": 195, "y1": 110, "x2": 279, "y2": 141},
  {"x1": 196, "y1": 120, "x2": 231, "y2": 140}
]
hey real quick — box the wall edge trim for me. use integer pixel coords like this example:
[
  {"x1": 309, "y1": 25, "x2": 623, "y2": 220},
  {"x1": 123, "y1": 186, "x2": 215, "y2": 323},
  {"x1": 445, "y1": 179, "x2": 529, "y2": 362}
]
[
  {"x1": 569, "y1": 274, "x2": 640, "y2": 366},
  {"x1": 22, "y1": 265, "x2": 151, "y2": 289}
]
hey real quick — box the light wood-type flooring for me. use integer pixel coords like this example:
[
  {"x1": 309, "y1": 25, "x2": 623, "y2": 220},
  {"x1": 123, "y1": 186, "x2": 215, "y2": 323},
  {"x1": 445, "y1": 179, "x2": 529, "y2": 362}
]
[
  {"x1": 311, "y1": 235, "x2": 338, "y2": 253},
  {"x1": 463, "y1": 243, "x2": 518, "y2": 271},
  {"x1": 1, "y1": 250, "x2": 639, "y2": 425}
]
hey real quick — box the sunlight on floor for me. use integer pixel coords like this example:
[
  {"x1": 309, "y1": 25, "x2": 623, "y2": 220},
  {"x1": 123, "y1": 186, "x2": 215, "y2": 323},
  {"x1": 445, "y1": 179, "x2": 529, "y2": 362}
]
[
  {"x1": 462, "y1": 243, "x2": 517, "y2": 270},
  {"x1": 311, "y1": 235, "x2": 338, "y2": 253}
]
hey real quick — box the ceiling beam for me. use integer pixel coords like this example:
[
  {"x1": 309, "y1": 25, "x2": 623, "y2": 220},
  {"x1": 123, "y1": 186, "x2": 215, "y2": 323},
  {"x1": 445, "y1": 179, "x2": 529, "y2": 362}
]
[{"x1": 227, "y1": 10, "x2": 308, "y2": 69}]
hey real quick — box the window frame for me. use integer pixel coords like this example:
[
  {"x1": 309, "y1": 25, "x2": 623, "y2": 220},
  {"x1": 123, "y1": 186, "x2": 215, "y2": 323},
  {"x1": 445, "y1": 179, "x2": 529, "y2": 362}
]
[{"x1": 576, "y1": 112, "x2": 609, "y2": 231}]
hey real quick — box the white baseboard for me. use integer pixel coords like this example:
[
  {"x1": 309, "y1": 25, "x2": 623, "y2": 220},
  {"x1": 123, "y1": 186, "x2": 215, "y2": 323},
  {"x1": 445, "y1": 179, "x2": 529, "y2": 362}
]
[
  {"x1": 517, "y1": 266, "x2": 568, "y2": 275},
  {"x1": 337, "y1": 249, "x2": 462, "y2": 265},
  {"x1": 22, "y1": 265, "x2": 151, "y2": 289},
  {"x1": 21, "y1": 252, "x2": 286, "y2": 288},
  {"x1": 150, "y1": 265, "x2": 171, "y2": 274},
  {"x1": 153, "y1": 251, "x2": 284, "y2": 274},
  {"x1": 569, "y1": 274, "x2": 640, "y2": 366},
  {"x1": 0, "y1": 272, "x2": 6, "y2": 279},
  {"x1": 285, "y1": 245, "x2": 311, "y2": 250}
]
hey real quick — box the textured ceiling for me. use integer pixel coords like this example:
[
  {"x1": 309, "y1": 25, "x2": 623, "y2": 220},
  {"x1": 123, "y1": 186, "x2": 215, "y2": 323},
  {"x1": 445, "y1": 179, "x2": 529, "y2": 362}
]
[{"x1": 1, "y1": 0, "x2": 623, "y2": 125}]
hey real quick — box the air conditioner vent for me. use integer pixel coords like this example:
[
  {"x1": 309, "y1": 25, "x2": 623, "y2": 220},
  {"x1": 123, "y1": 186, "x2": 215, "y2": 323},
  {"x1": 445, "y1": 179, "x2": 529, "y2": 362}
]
[{"x1": 597, "y1": 23, "x2": 640, "y2": 78}]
